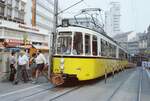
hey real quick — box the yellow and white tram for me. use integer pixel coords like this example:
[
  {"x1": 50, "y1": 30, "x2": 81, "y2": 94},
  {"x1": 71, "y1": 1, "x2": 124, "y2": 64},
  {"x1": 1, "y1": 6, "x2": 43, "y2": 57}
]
[{"x1": 51, "y1": 20, "x2": 128, "y2": 85}]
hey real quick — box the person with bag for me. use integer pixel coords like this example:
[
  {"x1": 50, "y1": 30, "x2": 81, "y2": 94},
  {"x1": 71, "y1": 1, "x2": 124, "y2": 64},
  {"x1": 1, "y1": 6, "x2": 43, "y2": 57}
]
[{"x1": 9, "y1": 52, "x2": 17, "y2": 82}]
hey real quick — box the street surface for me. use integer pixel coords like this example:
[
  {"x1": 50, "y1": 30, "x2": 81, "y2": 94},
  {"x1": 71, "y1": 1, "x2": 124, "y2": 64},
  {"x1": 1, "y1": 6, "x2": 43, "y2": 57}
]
[{"x1": 0, "y1": 68, "x2": 149, "y2": 101}]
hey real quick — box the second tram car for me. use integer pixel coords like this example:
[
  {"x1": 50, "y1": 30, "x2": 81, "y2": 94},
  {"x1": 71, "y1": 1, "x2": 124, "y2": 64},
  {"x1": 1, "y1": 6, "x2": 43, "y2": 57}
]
[{"x1": 51, "y1": 20, "x2": 128, "y2": 85}]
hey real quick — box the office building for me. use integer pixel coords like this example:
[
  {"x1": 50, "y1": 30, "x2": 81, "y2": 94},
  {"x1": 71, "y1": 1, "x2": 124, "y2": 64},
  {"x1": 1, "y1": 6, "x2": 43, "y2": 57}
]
[{"x1": 105, "y1": 2, "x2": 121, "y2": 37}]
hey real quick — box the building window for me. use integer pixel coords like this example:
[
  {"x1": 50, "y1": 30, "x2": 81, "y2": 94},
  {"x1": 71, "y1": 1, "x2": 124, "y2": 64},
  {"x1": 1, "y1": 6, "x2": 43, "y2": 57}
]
[
  {"x1": 85, "y1": 34, "x2": 91, "y2": 55},
  {"x1": 19, "y1": 13, "x2": 24, "y2": 20},
  {"x1": 15, "y1": 0, "x2": 19, "y2": 9},
  {"x1": 73, "y1": 32, "x2": 83, "y2": 55},
  {"x1": 7, "y1": 8, "x2": 12, "y2": 17},
  {"x1": 0, "y1": 6, "x2": 4, "y2": 15},
  {"x1": 7, "y1": 0, "x2": 12, "y2": 5},
  {"x1": 92, "y1": 35, "x2": 97, "y2": 56},
  {"x1": 14, "y1": 10, "x2": 19, "y2": 18},
  {"x1": 21, "y1": 1, "x2": 25, "y2": 11}
]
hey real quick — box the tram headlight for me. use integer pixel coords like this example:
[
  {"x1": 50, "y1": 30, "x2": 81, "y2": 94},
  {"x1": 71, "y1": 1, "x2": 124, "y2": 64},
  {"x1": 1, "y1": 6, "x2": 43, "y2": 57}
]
[{"x1": 60, "y1": 58, "x2": 64, "y2": 70}]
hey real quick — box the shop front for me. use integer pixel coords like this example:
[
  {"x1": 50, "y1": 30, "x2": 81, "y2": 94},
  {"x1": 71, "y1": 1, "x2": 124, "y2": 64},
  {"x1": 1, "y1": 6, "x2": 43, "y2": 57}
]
[{"x1": 0, "y1": 39, "x2": 23, "y2": 81}]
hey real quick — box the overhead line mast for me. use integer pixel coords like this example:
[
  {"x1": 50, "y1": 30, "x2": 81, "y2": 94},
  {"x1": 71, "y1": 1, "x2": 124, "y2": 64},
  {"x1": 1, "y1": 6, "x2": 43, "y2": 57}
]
[{"x1": 48, "y1": 0, "x2": 84, "y2": 79}]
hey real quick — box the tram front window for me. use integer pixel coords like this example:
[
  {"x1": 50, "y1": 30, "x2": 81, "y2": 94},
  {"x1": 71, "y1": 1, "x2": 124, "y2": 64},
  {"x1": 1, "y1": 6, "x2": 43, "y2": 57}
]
[
  {"x1": 57, "y1": 35, "x2": 72, "y2": 55},
  {"x1": 73, "y1": 32, "x2": 83, "y2": 55}
]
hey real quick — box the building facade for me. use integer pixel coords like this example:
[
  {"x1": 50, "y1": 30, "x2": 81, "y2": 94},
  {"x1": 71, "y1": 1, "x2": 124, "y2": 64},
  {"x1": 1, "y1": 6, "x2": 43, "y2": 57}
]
[
  {"x1": 0, "y1": 0, "x2": 51, "y2": 50},
  {"x1": 105, "y1": 2, "x2": 121, "y2": 37},
  {"x1": 127, "y1": 41, "x2": 139, "y2": 56},
  {"x1": 0, "y1": 0, "x2": 57, "y2": 79},
  {"x1": 138, "y1": 32, "x2": 148, "y2": 50},
  {"x1": 35, "y1": 0, "x2": 54, "y2": 34},
  {"x1": 0, "y1": 0, "x2": 26, "y2": 23},
  {"x1": 113, "y1": 31, "x2": 139, "y2": 55}
]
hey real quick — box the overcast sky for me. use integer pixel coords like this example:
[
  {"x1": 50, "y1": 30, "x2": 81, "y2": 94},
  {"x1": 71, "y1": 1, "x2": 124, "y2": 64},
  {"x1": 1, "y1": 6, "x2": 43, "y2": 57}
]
[{"x1": 59, "y1": 0, "x2": 150, "y2": 33}]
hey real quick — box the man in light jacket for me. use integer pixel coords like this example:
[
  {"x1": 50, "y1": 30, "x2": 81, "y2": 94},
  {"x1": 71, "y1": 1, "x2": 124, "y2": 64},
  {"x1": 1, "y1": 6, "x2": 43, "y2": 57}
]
[{"x1": 32, "y1": 50, "x2": 46, "y2": 84}]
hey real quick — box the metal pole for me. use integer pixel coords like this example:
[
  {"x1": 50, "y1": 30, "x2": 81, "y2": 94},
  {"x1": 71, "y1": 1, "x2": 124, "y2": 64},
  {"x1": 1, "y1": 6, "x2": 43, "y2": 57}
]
[
  {"x1": 48, "y1": 0, "x2": 83, "y2": 80},
  {"x1": 54, "y1": 0, "x2": 58, "y2": 33},
  {"x1": 48, "y1": 0, "x2": 58, "y2": 79}
]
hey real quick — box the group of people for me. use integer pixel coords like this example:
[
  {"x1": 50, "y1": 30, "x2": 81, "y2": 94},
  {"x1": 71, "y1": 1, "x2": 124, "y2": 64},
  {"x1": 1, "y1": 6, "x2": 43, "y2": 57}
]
[
  {"x1": 9, "y1": 49, "x2": 47, "y2": 84},
  {"x1": 62, "y1": 44, "x2": 77, "y2": 55}
]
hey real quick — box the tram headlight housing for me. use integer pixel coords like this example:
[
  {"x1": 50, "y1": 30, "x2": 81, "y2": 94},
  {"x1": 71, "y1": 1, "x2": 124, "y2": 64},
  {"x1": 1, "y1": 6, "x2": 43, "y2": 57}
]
[
  {"x1": 60, "y1": 58, "x2": 64, "y2": 70},
  {"x1": 62, "y1": 19, "x2": 69, "y2": 27}
]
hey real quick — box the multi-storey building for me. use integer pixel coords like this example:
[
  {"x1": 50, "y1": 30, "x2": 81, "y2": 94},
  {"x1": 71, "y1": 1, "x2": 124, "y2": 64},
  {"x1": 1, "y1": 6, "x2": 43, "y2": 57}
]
[
  {"x1": 105, "y1": 2, "x2": 121, "y2": 37},
  {"x1": 35, "y1": 0, "x2": 55, "y2": 33},
  {"x1": 138, "y1": 32, "x2": 148, "y2": 50},
  {"x1": 0, "y1": 0, "x2": 57, "y2": 51},
  {"x1": 0, "y1": 0, "x2": 25, "y2": 23},
  {"x1": 113, "y1": 31, "x2": 139, "y2": 55},
  {"x1": 0, "y1": 0, "x2": 57, "y2": 79}
]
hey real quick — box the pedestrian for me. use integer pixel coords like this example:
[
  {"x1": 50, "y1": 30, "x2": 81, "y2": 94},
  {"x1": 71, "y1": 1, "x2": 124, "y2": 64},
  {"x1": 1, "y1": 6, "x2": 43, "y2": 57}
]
[
  {"x1": 14, "y1": 50, "x2": 29, "y2": 84},
  {"x1": 9, "y1": 51, "x2": 17, "y2": 82},
  {"x1": 32, "y1": 50, "x2": 46, "y2": 84},
  {"x1": 29, "y1": 53, "x2": 37, "y2": 80}
]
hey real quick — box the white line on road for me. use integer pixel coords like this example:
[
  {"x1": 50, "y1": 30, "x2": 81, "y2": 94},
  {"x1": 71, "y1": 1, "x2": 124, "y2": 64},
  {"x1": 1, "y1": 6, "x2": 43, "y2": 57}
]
[{"x1": 0, "y1": 83, "x2": 50, "y2": 98}]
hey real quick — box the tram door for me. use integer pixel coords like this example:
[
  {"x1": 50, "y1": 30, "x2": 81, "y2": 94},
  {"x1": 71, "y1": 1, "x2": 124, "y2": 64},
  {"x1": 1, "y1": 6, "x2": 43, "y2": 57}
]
[{"x1": 0, "y1": 52, "x2": 10, "y2": 81}]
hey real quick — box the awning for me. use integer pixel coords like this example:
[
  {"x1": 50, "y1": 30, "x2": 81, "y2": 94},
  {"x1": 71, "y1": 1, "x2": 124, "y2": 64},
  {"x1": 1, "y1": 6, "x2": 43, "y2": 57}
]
[
  {"x1": 33, "y1": 45, "x2": 49, "y2": 50},
  {"x1": 19, "y1": 45, "x2": 33, "y2": 49},
  {"x1": 4, "y1": 39, "x2": 24, "y2": 47}
]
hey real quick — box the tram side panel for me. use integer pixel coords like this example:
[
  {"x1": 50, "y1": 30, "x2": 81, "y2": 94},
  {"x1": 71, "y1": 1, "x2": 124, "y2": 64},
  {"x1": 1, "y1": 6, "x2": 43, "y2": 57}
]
[{"x1": 52, "y1": 57, "x2": 127, "y2": 81}]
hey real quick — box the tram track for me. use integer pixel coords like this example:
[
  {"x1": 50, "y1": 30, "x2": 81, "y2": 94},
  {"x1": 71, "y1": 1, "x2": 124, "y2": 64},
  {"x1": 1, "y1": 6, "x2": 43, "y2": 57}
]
[
  {"x1": 106, "y1": 68, "x2": 141, "y2": 101},
  {"x1": 16, "y1": 84, "x2": 83, "y2": 101},
  {"x1": 106, "y1": 70, "x2": 133, "y2": 101},
  {"x1": 15, "y1": 84, "x2": 56, "y2": 101},
  {"x1": 137, "y1": 68, "x2": 143, "y2": 101},
  {"x1": 19, "y1": 70, "x2": 132, "y2": 101},
  {"x1": 140, "y1": 68, "x2": 150, "y2": 101},
  {"x1": 49, "y1": 86, "x2": 82, "y2": 101}
]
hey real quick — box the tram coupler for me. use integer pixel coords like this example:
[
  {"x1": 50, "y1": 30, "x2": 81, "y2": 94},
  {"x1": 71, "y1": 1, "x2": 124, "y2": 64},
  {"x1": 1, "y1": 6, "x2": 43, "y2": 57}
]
[{"x1": 51, "y1": 73, "x2": 64, "y2": 85}]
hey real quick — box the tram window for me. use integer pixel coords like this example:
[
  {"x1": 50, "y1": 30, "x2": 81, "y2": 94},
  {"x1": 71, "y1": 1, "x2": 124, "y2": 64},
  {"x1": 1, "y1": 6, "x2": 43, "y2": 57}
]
[
  {"x1": 101, "y1": 39, "x2": 106, "y2": 56},
  {"x1": 106, "y1": 42, "x2": 110, "y2": 57},
  {"x1": 57, "y1": 36, "x2": 72, "y2": 55},
  {"x1": 119, "y1": 49, "x2": 124, "y2": 59},
  {"x1": 92, "y1": 35, "x2": 98, "y2": 56},
  {"x1": 109, "y1": 44, "x2": 116, "y2": 58},
  {"x1": 125, "y1": 53, "x2": 128, "y2": 59},
  {"x1": 73, "y1": 32, "x2": 83, "y2": 55},
  {"x1": 85, "y1": 34, "x2": 91, "y2": 55},
  {"x1": 112, "y1": 45, "x2": 117, "y2": 58}
]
